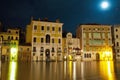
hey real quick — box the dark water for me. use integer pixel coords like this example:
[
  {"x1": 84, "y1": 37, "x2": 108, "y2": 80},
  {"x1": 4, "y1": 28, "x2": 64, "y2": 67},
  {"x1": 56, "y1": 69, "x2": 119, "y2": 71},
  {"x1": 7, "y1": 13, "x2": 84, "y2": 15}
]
[{"x1": 1, "y1": 61, "x2": 120, "y2": 80}]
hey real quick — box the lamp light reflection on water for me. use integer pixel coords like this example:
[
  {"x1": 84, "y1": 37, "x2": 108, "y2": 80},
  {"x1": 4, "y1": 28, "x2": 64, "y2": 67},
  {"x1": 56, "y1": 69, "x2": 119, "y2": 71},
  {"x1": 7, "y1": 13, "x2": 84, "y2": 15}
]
[
  {"x1": 100, "y1": 61, "x2": 116, "y2": 80},
  {"x1": 8, "y1": 62, "x2": 17, "y2": 80}
]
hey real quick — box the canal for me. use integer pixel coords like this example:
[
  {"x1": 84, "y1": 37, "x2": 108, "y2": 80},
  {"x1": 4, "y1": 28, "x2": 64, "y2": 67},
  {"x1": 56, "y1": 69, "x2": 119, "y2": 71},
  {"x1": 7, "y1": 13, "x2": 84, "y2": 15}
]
[{"x1": 1, "y1": 61, "x2": 120, "y2": 80}]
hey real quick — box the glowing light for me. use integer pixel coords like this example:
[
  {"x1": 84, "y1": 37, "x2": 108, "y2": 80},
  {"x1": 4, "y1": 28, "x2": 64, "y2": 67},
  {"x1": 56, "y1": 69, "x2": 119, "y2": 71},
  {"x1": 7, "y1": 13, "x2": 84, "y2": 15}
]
[
  {"x1": 100, "y1": 61, "x2": 115, "y2": 80},
  {"x1": 8, "y1": 62, "x2": 17, "y2": 80},
  {"x1": 10, "y1": 47, "x2": 18, "y2": 61},
  {"x1": 101, "y1": 1, "x2": 109, "y2": 9},
  {"x1": 11, "y1": 48, "x2": 17, "y2": 54},
  {"x1": 69, "y1": 55, "x2": 72, "y2": 60}
]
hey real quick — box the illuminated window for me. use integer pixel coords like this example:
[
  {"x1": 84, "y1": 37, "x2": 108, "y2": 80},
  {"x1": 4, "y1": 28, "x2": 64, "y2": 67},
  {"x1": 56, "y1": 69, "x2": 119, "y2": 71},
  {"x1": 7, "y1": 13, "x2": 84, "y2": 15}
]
[{"x1": 89, "y1": 33, "x2": 92, "y2": 38}]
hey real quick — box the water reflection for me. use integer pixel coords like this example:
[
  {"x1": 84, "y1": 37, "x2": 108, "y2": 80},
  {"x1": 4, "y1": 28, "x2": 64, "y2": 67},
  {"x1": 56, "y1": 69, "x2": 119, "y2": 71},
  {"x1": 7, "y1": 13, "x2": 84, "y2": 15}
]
[
  {"x1": 8, "y1": 62, "x2": 17, "y2": 80},
  {"x1": 1, "y1": 61, "x2": 120, "y2": 80},
  {"x1": 100, "y1": 61, "x2": 116, "y2": 80}
]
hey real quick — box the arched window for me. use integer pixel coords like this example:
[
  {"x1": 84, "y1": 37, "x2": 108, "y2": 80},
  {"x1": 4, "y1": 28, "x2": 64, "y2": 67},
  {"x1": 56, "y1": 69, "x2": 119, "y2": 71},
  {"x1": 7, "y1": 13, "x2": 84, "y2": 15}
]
[
  {"x1": 8, "y1": 36, "x2": 10, "y2": 40},
  {"x1": 11, "y1": 36, "x2": 13, "y2": 40},
  {"x1": 46, "y1": 34, "x2": 50, "y2": 43}
]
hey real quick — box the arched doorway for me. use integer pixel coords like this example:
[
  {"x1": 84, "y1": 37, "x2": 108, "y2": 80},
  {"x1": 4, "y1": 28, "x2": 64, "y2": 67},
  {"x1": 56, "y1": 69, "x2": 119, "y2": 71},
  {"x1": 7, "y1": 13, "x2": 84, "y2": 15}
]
[
  {"x1": 96, "y1": 53, "x2": 100, "y2": 61},
  {"x1": 45, "y1": 49, "x2": 50, "y2": 61},
  {"x1": 46, "y1": 34, "x2": 50, "y2": 43}
]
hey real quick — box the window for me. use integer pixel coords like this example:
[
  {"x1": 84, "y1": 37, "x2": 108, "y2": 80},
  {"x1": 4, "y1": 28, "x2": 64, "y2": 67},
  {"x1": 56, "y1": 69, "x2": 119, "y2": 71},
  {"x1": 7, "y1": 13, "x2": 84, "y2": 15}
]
[
  {"x1": 84, "y1": 54, "x2": 87, "y2": 58},
  {"x1": 58, "y1": 39, "x2": 61, "y2": 43},
  {"x1": 41, "y1": 47, "x2": 44, "y2": 52},
  {"x1": 89, "y1": 54, "x2": 91, "y2": 58},
  {"x1": 52, "y1": 38, "x2": 54, "y2": 43},
  {"x1": 52, "y1": 47, "x2": 54, "y2": 52},
  {"x1": 52, "y1": 27, "x2": 55, "y2": 31},
  {"x1": 117, "y1": 50, "x2": 119, "y2": 53},
  {"x1": 8, "y1": 36, "x2": 10, "y2": 40},
  {"x1": 41, "y1": 38, "x2": 44, "y2": 43},
  {"x1": 117, "y1": 42, "x2": 119, "y2": 47},
  {"x1": 16, "y1": 31, "x2": 18, "y2": 34},
  {"x1": 116, "y1": 35, "x2": 118, "y2": 38},
  {"x1": 33, "y1": 53, "x2": 35, "y2": 56},
  {"x1": 34, "y1": 25, "x2": 37, "y2": 30},
  {"x1": 40, "y1": 54, "x2": 43, "y2": 56},
  {"x1": 58, "y1": 27, "x2": 61, "y2": 32},
  {"x1": 41, "y1": 26, "x2": 44, "y2": 30},
  {"x1": 116, "y1": 29, "x2": 118, "y2": 32},
  {"x1": 8, "y1": 31, "x2": 11, "y2": 33},
  {"x1": 46, "y1": 35, "x2": 50, "y2": 43},
  {"x1": 33, "y1": 37, "x2": 36, "y2": 42},
  {"x1": 27, "y1": 48, "x2": 30, "y2": 51},
  {"x1": 16, "y1": 37, "x2": 18, "y2": 40},
  {"x1": 33, "y1": 47, "x2": 36, "y2": 52},
  {"x1": 47, "y1": 26, "x2": 50, "y2": 31},
  {"x1": 11, "y1": 36, "x2": 13, "y2": 40}
]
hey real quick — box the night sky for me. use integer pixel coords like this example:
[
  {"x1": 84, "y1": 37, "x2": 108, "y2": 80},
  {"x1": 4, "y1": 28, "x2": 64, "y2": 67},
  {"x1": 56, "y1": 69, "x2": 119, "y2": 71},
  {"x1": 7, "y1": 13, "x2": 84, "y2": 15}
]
[{"x1": 0, "y1": 0, "x2": 119, "y2": 34}]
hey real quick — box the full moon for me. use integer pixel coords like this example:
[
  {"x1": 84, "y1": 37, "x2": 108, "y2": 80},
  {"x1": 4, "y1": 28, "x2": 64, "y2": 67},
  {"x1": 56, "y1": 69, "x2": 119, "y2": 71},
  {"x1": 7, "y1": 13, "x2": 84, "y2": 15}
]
[{"x1": 101, "y1": 1, "x2": 109, "y2": 9}]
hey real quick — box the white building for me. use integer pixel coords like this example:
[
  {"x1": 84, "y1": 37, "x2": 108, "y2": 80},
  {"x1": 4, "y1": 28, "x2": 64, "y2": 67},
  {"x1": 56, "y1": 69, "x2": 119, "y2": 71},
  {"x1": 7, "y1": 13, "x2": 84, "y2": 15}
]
[{"x1": 26, "y1": 19, "x2": 63, "y2": 61}]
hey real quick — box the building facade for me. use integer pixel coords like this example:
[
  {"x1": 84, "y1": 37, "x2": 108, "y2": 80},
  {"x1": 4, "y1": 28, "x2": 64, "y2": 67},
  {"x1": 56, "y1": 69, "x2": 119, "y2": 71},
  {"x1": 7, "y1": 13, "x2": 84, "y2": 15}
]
[
  {"x1": 112, "y1": 25, "x2": 120, "y2": 60},
  {"x1": 76, "y1": 24, "x2": 113, "y2": 61},
  {"x1": 0, "y1": 28, "x2": 19, "y2": 61},
  {"x1": 26, "y1": 19, "x2": 63, "y2": 61},
  {"x1": 62, "y1": 32, "x2": 80, "y2": 61},
  {"x1": 18, "y1": 45, "x2": 31, "y2": 61}
]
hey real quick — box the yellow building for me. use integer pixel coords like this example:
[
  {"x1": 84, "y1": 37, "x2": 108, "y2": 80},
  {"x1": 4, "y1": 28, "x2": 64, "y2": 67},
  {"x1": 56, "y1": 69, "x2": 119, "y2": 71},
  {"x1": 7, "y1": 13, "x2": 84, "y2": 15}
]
[
  {"x1": 76, "y1": 24, "x2": 113, "y2": 61},
  {"x1": 26, "y1": 18, "x2": 63, "y2": 61},
  {"x1": 18, "y1": 44, "x2": 31, "y2": 61},
  {"x1": 62, "y1": 32, "x2": 80, "y2": 61},
  {"x1": 0, "y1": 28, "x2": 19, "y2": 61}
]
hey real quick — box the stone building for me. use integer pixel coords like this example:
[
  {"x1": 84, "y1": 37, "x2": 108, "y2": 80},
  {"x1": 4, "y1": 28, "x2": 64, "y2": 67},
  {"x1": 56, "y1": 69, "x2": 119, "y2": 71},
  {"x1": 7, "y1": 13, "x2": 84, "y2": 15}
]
[{"x1": 76, "y1": 24, "x2": 113, "y2": 61}]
